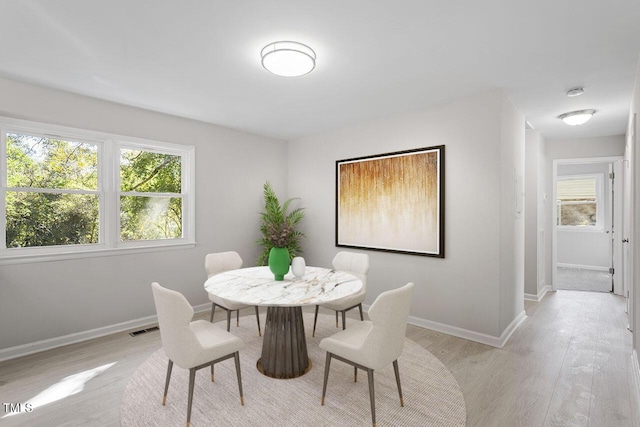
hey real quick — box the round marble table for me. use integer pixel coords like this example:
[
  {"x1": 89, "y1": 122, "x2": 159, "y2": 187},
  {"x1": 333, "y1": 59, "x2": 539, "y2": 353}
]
[{"x1": 204, "y1": 266, "x2": 362, "y2": 379}]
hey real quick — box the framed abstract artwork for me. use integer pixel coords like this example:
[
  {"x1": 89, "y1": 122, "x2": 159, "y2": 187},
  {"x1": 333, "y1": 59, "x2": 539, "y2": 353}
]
[{"x1": 335, "y1": 145, "x2": 444, "y2": 257}]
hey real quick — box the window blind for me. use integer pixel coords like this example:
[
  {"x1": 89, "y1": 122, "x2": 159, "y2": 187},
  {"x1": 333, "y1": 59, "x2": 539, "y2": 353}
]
[{"x1": 557, "y1": 178, "x2": 596, "y2": 201}]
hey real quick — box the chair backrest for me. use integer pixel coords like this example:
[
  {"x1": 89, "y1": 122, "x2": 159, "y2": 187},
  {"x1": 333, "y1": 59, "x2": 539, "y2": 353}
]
[
  {"x1": 363, "y1": 282, "x2": 414, "y2": 369},
  {"x1": 205, "y1": 251, "x2": 243, "y2": 278},
  {"x1": 332, "y1": 251, "x2": 370, "y2": 289},
  {"x1": 151, "y1": 282, "x2": 200, "y2": 368}
]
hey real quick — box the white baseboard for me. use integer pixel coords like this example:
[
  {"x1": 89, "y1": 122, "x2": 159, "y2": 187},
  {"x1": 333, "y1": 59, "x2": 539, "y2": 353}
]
[
  {"x1": 557, "y1": 263, "x2": 609, "y2": 272},
  {"x1": 0, "y1": 302, "x2": 210, "y2": 363},
  {"x1": 499, "y1": 310, "x2": 527, "y2": 348},
  {"x1": 193, "y1": 302, "x2": 211, "y2": 314},
  {"x1": 406, "y1": 315, "x2": 503, "y2": 347},
  {"x1": 524, "y1": 284, "x2": 552, "y2": 302},
  {"x1": 2, "y1": 300, "x2": 530, "y2": 361},
  {"x1": 363, "y1": 304, "x2": 526, "y2": 348},
  {"x1": 632, "y1": 350, "x2": 640, "y2": 415}
]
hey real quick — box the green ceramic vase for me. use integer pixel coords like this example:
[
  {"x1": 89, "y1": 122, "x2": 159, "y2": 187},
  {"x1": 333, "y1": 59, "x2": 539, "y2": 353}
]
[{"x1": 268, "y1": 247, "x2": 290, "y2": 281}]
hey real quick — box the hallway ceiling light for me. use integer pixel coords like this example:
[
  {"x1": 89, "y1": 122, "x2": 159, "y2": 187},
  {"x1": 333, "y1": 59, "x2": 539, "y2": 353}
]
[
  {"x1": 557, "y1": 109, "x2": 596, "y2": 126},
  {"x1": 261, "y1": 41, "x2": 316, "y2": 77},
  {"x1": 565, "y1": 87, "x2": 584, "y2": 97}
]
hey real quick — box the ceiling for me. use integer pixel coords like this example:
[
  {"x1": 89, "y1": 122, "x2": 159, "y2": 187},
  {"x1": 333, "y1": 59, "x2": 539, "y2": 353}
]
[{"x1": 1, "y1": 0, "x2": 639, "y2": 141}]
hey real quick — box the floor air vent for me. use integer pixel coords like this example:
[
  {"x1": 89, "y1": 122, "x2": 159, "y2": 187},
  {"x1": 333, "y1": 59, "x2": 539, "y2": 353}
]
[{"x1": 129, "y1": 326, "x2": 159, "y2": 337}]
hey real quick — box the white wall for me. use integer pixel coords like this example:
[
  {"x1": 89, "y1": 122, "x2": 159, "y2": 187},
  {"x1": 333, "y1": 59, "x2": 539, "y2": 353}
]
[
  {"x1": 0, "y1": 77, "x2": 288, "y2": 351},
  {"x1": 556, "y1": 162, "x2": 611, "y2": 268},
  {"x1": 524, "y1": 130, "x2": 546, "y2": 298},
  {"x1": 543, "y1": 135, "x2": 625, "y2": 289},
  {"x1": 288, "y1": 89, "x2": 525, "y2": 341},
  {"x1": 499, "y1": 95, "x2": 526, "y2": 333},
  {"x1": 0, "y1": 82, "x2": 528, "y2": 352},
  {"x1": 629, "y1": 55, "x2": 640, "y2": 354}
]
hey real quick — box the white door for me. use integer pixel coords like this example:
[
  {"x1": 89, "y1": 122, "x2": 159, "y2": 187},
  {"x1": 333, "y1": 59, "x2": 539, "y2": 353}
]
[
  {"x1": 624, "y1": 114, "x2": 636, "y2": 329},
  {"x1": 612, "y1": 160, "x2": 624, "y2": 296}
]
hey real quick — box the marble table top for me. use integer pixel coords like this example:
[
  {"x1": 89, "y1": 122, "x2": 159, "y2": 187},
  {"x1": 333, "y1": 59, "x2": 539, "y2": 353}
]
[{"x1": 204, "y1": 266, "x2": 362, "y2": 307}]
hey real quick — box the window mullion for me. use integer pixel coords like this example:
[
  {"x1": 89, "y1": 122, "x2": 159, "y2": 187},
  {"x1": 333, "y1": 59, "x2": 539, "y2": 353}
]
[
  {"x1": 104, "y1": 140, "x2": 118, "y2": 248},
  {"x1": 120, "y1": 191, "x2": 182, "y2": 198},
  {"x1": 5, "y1": 187, "x2": 101, "y2": 195}
]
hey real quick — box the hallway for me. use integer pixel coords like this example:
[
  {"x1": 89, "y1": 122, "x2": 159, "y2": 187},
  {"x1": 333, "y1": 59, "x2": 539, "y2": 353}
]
[{"x1": 408, "y1": 290, "x2": 637, "y2": 426}]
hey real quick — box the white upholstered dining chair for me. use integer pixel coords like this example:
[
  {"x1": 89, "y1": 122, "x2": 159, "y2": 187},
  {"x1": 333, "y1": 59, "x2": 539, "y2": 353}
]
[
  {"x1": 206, "y1": 251, "x2": 261, "y2": 336},
  {"x1": 151, "y1": 282, "x2": 245, "y2": 427},
  {"x1": 319, "y1": 282, "x2": 414, "y2": 427},
  {"x1": 312, "y1": 251, "x2": 370, "y2": 337}
]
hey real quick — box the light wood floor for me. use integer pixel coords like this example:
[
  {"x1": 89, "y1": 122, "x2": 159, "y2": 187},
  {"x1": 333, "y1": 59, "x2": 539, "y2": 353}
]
[{"x1": 0, "y1": 290, "x2": 638, "y2": 426}]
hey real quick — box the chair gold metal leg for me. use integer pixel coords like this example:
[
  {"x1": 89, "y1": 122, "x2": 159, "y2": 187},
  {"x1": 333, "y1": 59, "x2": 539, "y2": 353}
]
[
  {"x1": 226, "y1": 310, "x2": 231, "y2": 332},
  {"x1": 163, "y1": 360, "x2": 173, "y2": 405},
  {"x1": 255, "y1": 306, "x2": 262, "y2": 336},
  {"x1": 358, "y1": 303, "x2": 364, "y2": 321},
  {"x1": 335, "y1": 310, "x2": 339, "y2": 328},
  {"x1": 210, "y1": 303, "x2": 216, "y2": 322},
  {"x1": 186, "y1": 368, "x2": 196, "y2": 427},
  {"x1": 342, "y1": 311, "x2": 346, "y2": 330},
  {"x1": 312, "y1": 305, "x2": 319, "y2": 337},
  {"x1": 321, "y1": 352, "x2": 332, "y2": 405},
  {"x1": 354, "y1": 367, "x2": 358, "y2": 382},
  {"x1": 234, "y1": 352, "x2": 244, "y2": 406},
  {"x1": 211, "y1": 364, "x2": 214, "y2": 382},
  {"x1": 393, "y1": 359, "x2": 404, "y2": 407},
  {"x1": 367, "y1": 369, "x2": 376, "y2": 427},
  {"x1": 236, "y1": 309, "x2": 240, "y2": 327}
]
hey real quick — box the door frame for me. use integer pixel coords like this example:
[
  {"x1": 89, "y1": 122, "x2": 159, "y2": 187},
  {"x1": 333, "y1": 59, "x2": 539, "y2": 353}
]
[
  {"x1": 552, "y1": 155, "x2": 624, "y2": 291},
  {"x1": 626, "y1": 113, "x2": 636, "y2": 332},
  {"x1": 613, "y1": 159, "x2": 625, "y2": 296}
]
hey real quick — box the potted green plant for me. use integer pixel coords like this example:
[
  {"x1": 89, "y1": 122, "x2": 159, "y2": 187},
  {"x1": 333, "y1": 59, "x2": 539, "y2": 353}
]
[{"x1": 257, "y1": 182, "x2": 305, "y2": 280}]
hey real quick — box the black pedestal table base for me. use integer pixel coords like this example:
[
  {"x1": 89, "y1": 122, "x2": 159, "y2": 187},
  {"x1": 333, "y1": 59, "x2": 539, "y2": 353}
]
[{"x1": 257, "y1": 306, "x2": 310, "y2": 379}]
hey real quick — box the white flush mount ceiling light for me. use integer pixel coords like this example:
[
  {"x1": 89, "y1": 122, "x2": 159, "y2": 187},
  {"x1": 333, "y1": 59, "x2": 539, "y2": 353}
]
[
  {"x1": 565, "y1": 87, "x2": 584, "y2": 97},
  {"x1": 558, "y1": 109, "x2": 596, "y2": 126},
  {"x1": 261, "y1": 41, "x2": 316, "y2": 77}
]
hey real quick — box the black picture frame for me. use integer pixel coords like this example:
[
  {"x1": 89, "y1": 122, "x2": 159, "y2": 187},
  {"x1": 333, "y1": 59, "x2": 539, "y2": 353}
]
[{"x1": 335, "y1": 145, "x2": 445, "y2": 257}]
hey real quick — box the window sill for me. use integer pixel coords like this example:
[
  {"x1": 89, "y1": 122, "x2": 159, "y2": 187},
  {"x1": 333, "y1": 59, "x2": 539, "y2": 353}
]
[{"x1": 0, "y1": 242, "x2": 197, "y2": 265}]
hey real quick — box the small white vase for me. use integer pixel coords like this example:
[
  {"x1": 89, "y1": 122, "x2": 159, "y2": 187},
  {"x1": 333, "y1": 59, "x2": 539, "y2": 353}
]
[{"x1": 291, "y1": 257, "x2": 306, "y2": 278}]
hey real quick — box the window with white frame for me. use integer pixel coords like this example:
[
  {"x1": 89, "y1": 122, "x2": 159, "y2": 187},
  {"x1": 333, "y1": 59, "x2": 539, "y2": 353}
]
[
  {"x1": 0, "y1": 117, "x2": 194, "y2": 260},
  {"x1": 119, "y1": 147, "x2": 184, "y2": 242},
  {"x1": 556, "y1": 173, "x2": 603, "y2": 230},
  {"x1": 5, "y1": 132, "x2": 101, "y2": 248}
]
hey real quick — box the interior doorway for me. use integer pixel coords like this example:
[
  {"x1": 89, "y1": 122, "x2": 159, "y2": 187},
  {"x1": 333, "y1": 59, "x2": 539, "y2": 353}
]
[{"x1": 552, "y1": 156, "x2": 624, "y2": 294}]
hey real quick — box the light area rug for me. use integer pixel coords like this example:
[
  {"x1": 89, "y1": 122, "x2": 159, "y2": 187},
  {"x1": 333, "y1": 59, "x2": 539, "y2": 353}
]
[
  {"x1": 120, "y1": 313, "x2": 466, "y2": 426},
  {"x1": 556, "y1": 267, "x2": 611, "y2": 292}
]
